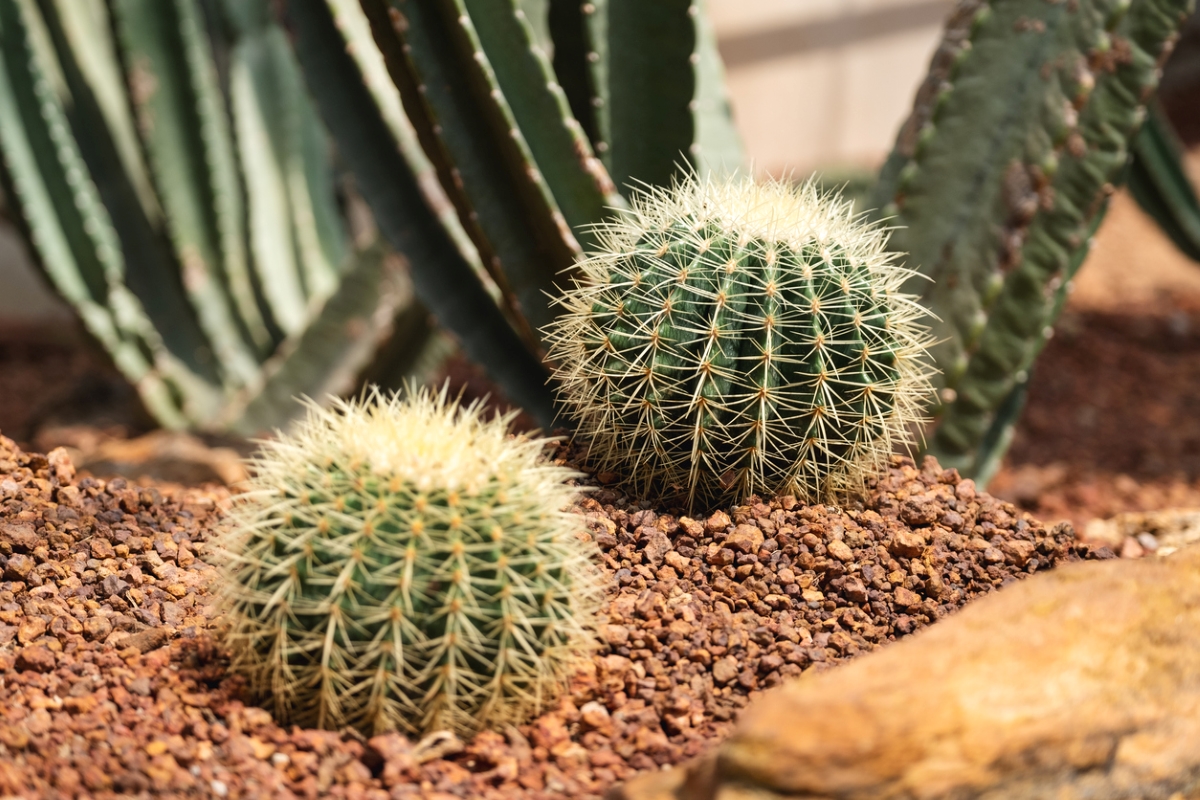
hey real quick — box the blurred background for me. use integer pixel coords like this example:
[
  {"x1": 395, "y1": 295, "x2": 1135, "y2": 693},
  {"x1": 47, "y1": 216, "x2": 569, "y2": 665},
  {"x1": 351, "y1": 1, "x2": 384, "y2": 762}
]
[{"x1": 0, "y1": 0, "x2": 954, "y2": 326}]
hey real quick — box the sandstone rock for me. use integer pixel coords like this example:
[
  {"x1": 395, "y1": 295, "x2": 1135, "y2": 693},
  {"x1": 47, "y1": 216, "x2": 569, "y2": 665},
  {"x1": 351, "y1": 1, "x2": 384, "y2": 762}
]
[{"x1": 616, "y1": 545, "x2": 1200, "y2": 800}]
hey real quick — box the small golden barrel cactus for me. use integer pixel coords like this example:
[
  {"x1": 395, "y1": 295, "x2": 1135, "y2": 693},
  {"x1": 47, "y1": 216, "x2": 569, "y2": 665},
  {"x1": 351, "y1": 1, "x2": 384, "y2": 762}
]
[
  {"x1": 547, "y1": 175, "x2": 934, "y2": 508},
  {"x1": 215, "y1": 387, "x2": 603, "y2": 736}
]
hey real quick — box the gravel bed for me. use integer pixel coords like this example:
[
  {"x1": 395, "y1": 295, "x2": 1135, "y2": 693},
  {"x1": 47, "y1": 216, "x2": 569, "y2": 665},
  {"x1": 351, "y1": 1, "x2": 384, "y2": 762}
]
[{"x1": 0, "y1": 433, "x2": 1111, "y2": 799}]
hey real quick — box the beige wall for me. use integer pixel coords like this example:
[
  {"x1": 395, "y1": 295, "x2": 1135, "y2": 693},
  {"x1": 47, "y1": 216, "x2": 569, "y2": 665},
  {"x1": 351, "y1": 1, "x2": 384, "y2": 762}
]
[{"x1": 713, "y1": 0, "x2": 955, "y2": 176}]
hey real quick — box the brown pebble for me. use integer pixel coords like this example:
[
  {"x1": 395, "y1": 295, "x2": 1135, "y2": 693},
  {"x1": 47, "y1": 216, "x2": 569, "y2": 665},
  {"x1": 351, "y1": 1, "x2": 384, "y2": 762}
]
[
  {"x1": 1120, "y1": 537, "x2": 1146, "y2": 560},
  {"x1": 712, "y1": 656, "x2": 740, "y2": 685},
  {"x1": 1001, "y1": 539, "x2": 1036, "y2": 566},
  {"x1": 705, "y1": 511, "x2": 732, "y2": 533},
  {"x1": 115, "y1": 627, "x2": 171, "y2": 654},
  {"x1": 890, "y1": 529, "x2": 926, "y2": 558},
  {"x1": 14, "y1": 645, "x2": 55, "y2": 673},
  {"x1": 827, "y1": 540, "x2": 854, "y2": 562},
  {"x1": 0, "y1": 522, "x2": 39, "y2": 552},
  {"x1": 726, "y1": 525, "x2": 764, "y2": 554},
  {"x1": 83, "y1": 616, "x2": 112, "y2": 641},
  {"x1": 16, "y1": 616, "x2": 47, "y2": 644},
  {"x1": 642, "y1": 530, "x2": 672, "y2": 566},
  {"x1": 0, "y1": 725, "x2": 29, "y2": 750},
  {"x1": 3, "y1": 552, "x2": 34, "y2": 581},
  {"x1": 893, "y1": 587, "x2": 923, "y2": 610},
  {"x1": 600, "y1": 624, "x2": 630, "y2": 647}
]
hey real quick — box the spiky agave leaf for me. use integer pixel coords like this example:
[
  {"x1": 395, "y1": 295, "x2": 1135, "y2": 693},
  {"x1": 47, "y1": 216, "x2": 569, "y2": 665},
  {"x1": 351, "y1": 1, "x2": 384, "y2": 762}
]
[
  {"x1": 547, "y1": 175, "x2": 936, "y2": 509},
  {"x1": 214, "y1": 386, "x2": 604, "y2": 736}
]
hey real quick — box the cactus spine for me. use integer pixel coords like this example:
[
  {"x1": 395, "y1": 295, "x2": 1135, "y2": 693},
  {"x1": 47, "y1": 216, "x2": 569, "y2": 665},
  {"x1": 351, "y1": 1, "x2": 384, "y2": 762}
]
[
  {"x1": 547, "y1": 175, "x2": 935, "y2": 508},
  {"x1": 217, "y1": 387, "x2": 603, "y2": 736}
]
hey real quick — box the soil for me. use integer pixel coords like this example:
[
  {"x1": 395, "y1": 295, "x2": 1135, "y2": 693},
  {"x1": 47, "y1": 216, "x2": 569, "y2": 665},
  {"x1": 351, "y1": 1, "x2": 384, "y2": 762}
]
[{"x1": 0, "y1": 429, "x2": 1113, "y2": 799}]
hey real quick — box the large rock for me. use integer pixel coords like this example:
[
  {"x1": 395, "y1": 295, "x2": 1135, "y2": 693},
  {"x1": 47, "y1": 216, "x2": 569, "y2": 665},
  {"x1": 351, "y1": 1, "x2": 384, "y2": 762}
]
[{"x1": 617, "y1": 545, "x2": 1200, "y2": 800}]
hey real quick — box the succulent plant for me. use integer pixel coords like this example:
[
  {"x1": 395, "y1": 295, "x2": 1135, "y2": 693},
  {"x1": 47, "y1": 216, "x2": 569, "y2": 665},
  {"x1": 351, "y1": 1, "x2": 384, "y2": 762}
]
[
  {"x1": 870, "y1": 0, "x2": 1195, "y2": 482},
  {"x1": 216, "y1": 387, "x2": 603, "y2": 736},
  {"x1": 546, "y1": 175, "x2": 935, "y2": 508},
  {"x1": 0, "y1": 0, "x2": 441, "y2": 433}
]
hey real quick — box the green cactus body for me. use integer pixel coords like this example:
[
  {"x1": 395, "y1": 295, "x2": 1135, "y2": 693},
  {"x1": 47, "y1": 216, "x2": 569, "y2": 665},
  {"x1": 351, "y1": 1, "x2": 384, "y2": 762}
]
[
  {"x1": 548, "y1": 176, "x2": 933, "y2": 508},
  {"x1": 218, "y1": 387, "x2": 602, "y2": 736}
]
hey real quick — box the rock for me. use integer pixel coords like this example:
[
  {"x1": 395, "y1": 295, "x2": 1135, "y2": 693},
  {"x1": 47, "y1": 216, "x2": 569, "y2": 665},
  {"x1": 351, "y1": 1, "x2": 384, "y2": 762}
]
[
  {"x1": 642, "y1": 530, "x2": 672, "y2": 567},
  {"x1": 3, "y1": 553, "x2": 34, "y2": 581},
  {"x1": 826, "y1": 540, "x2": 854, "y2": 562},
  {"x1": 705, "y1": 511, "x2": 732, "y2": 534},
  {"x1": 0, "y1": 522, "x2": 39, "y2": 552},
  {"x1": 891, "y1": 586, "x2": 921, "y2": 610},
  {"x1": 888, "y1": 529, "x2": 925, "y2": 558},
  {"x1": 725, "y1": 525, "x2": 764, "y2": 554},
  {"x1": 114, "y1": 627, "x2": 170, "y2": 654},
  {"x1": 82, "y1": 616, "x2": 112, "y2": 641},
  {"x1": 1120, "y1": 536, "x2": 1145, "y2": 560},
  {"x1": 711, "y1": 657, "x2": 739, "y2": 686},
  {"x1": 14, "y1": 645, "x2": 55, "y2": 673},
  {"x1": 999, "y1": 538, "x2": 1036, "y2": 566},
  {"x1": 16, "y1": 617, "x2": 46, "y2": 644},
  {"x1": 617, "y1": 545, "x2": 1200, "y2": 800},
  {"x1": 46, "y1": 447, "x2": 75, "y2": 482}
]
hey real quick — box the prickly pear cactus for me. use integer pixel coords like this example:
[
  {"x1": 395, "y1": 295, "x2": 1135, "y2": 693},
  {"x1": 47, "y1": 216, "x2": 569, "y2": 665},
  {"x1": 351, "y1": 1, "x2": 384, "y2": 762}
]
[
  {"x1": 216, "y1": 387, "x2": 603, "y2": 736},
  {"x1": 547, "y1": 176, "x2": 935, "y2": 509}
]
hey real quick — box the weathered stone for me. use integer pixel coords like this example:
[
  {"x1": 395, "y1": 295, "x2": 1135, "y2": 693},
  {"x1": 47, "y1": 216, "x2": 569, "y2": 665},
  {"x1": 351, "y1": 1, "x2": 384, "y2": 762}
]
[
  {"x1": 888, "y1": 529, "x2": 926, "y2": 558},
  {"x1": 726, "y1": 525, "x2": 764, "y2": 554},
  {"x1": 826, "y1": 540, "x2": 854, "y2": 562},
  {"x1": 618, "y1": 546, "x2": 1200, "y2": 800}
]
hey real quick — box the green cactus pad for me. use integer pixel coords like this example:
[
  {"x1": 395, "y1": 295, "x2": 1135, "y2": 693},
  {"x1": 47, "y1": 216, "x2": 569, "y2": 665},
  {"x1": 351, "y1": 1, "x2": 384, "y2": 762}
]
[
  {"x1": 548, "y1": 176, "x2": 934, "y2": 508},
  {"x1": 217, "y1": 387, "x2": 603, "y2": 736}
]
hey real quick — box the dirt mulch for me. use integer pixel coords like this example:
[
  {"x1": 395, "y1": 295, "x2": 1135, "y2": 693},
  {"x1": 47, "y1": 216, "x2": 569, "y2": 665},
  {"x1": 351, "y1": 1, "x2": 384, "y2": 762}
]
[
  {"x1": 990, "y1": 298, "x2": 1200, "y2": 529},
  {"x1": 0, "y1": 429, "x2": 1111, "y2": 800}
]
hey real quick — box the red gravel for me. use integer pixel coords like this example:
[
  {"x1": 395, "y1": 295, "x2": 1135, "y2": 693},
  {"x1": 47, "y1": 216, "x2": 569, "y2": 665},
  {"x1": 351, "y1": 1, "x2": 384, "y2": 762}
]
[{"x1": 0, "y1": 431, "x2": 1110, "y2": 799}]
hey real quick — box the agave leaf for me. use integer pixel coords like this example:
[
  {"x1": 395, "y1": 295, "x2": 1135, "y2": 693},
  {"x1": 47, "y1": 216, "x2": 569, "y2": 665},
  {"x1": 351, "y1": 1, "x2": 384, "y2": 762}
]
[
  {"x1": 286, "y1": 0, "x2": 557, "y2": 427},
  {"x1": 228, "y1": 10, "x2": 348, "y2": 332},
  {"x1": 549, "y1": 0, "x2": 737, "y2": 190},
  {"x1": 0, "y1": 0, "x2": 221, "y2": 425},
  {"x1": 362, "y1": 0, "x2": 577, "y2": 343},
  {"x1": 463, "y1": 0, "x2": 626, "y2": 252},
  {"x1": 691, "y1": 0, "x2": 744, "y2": 177},
  {"x1": 223, "y1": 245, "x2": 428, "y2": 434},
  {"x1": 112, "y1": 0, "x2": 266, "y2": 384},
  {"x1": 1127, "y1": 100, "x2": 1200, "y2": 262}
]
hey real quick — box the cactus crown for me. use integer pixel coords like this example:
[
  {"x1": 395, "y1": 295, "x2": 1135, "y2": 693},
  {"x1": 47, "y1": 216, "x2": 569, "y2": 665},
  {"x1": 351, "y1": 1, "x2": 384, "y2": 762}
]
[
  {"x1": 547, "y1": 174, "x2": 935, "y2": 508},
  {"x1": 216, "y1": 386, "x2": 603, "y2": 737}
]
